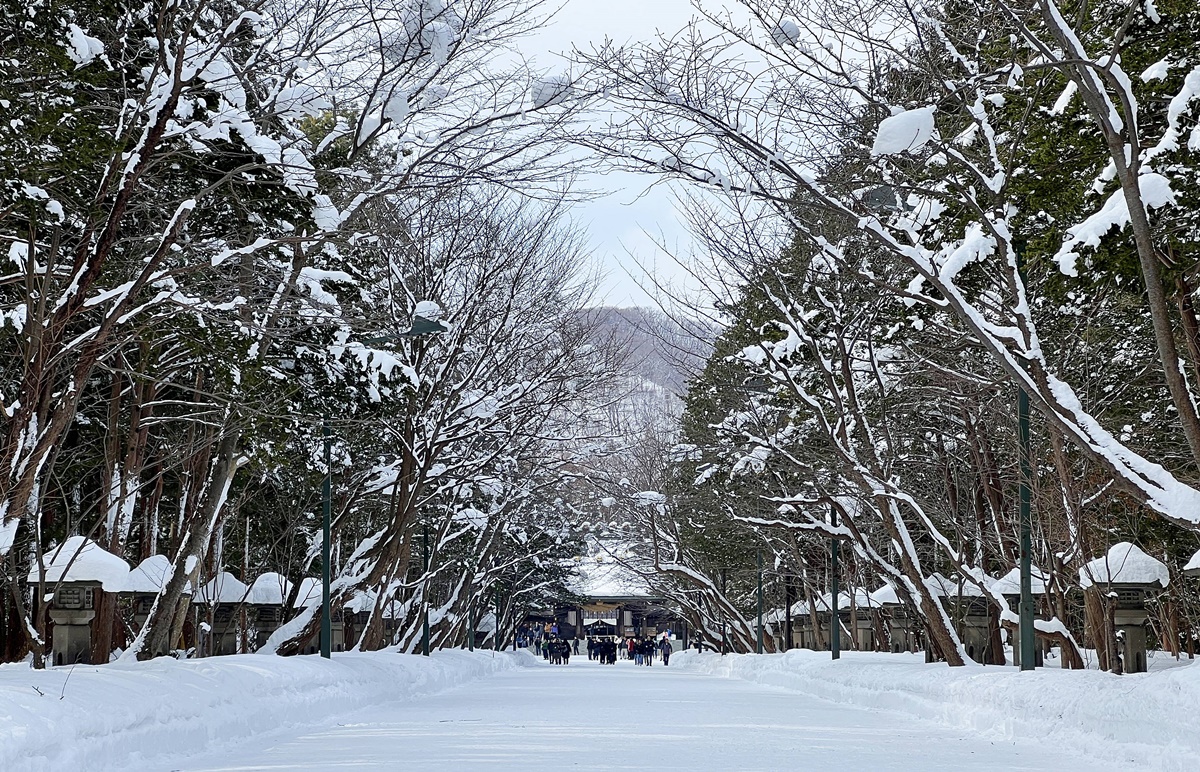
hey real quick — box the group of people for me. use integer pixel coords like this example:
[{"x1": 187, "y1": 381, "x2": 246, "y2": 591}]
[
  {"x1": 539, "y1": 636, "x2": 574, "y2": 664},
  {"x1": 628, "y1": 636, "x2": 673, "y2": 666},
  {"x1": 586, "y1": 637, "x2": 621, "y2": 664},
  {"x1": 585, "y1": 635, "x2": 673, "y2": 665}
]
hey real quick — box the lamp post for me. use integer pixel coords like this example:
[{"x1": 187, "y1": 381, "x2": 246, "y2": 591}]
[
  {"x1": 1015, "y1": 242, "x2": 1036, "y2": 671},
  {"x1": 468, "y1": 597, "x2": 475, "y2": 652},
  {"x1": 783, "y1": 574, "x2": 793, "y2": 652},
  {"x1": 831, "y1": 506, "x2": 840, "y2": 660},
  {"x1": 320, "y1": 421, "x2": 332, "y2": 659},
  {"x1": 756, "y1": 550, "x2": 764, "y2": 654},
  {"x1": 421, "y1": 520, "x2": 430, "y2": 656},
  {"x1": 493, "y1": 587, "x2": 501, "y2": 652},
  {"x1": 319, "y1": 306, "x2": 448, "y2": 661},
  {"x1": 720, "y1": 567, "x2": 728, "y2": 655}
]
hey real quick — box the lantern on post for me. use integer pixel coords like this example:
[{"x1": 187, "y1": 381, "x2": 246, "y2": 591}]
[
  {"x1": 1079, "y1": 542, "x2": 1169, "y2": 674},
  {"x1": 28, "y1": 536, "x2": 130, "y2": 666}
]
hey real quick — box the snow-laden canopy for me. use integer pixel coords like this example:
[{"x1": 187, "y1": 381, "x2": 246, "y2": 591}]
[
  {"x1": 247, "y1": 572, "x2": 293, "y2": 605},
  {"x1": 123, "y1": 555, "x2": 192, "y2": 595},
  {"x1": 27, "y1": 536, "x2": 130, "y2": 591},
  {"x1": 195, "y1": 572, "x2": 250, "y2": 604},
  {"x1": 991, "y1": 566, "x2": 1049, "y2": 596},
  {"x1": 1079, "y1": 542, "x2": 1169, "y2": 588},
  {"x1": 293, "y1": 577, "x2": 321, "y2": 609}
]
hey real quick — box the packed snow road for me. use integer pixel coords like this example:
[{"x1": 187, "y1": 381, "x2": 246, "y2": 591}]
[{"x1": 181, "y1": 655, "x2": 1129, "y2": 772}]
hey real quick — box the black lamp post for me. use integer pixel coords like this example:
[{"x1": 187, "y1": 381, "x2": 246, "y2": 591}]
[
  {"x1": 421, "y1": 520, "x2": 430, "y2": 656},
  {"x1": 1015, "y1": 242, "x2": 1036, "y2": 671},
  {"x1": 320, "y1": 421, "x2": 332, "y2": 658},
  {"x1": 831, "y1": 506, "x2": 840, "y2": 660},
  {"x1": 756, "y1": 550, "x2": 764, "y2": 654}
]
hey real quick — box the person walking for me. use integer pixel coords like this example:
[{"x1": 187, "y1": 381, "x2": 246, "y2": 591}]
[{"x1": 659, "y1": 636, "x2": 672, "y2": 666}]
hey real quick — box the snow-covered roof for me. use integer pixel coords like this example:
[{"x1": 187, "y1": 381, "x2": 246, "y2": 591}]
[
  {"x1": 925, "y1": 572, "x2": 987, "y2": 598},
  {"x1": 122, "y1": 555, "x2": 192, "y2": 595},
  {"x1": 293, "y1": 577, "x2": 321, "y2": 609},
  {"x1": 1079, "y1": 542, "x2": 1169, "y2": 589},
  {"x1": 869, "y1": 583, "x2": 901, "y2": 606},
  {"x1": 195, "y1": 572, "x2": 250, "y2": 604},
  {"x1": 345, "y1": 588, "x2": 404, "y2": 618},
  {"x1": 569, "y1": 552, "x2": 652, "y2": 599},
  {"x1": 991, "y1": 566, "x2": 1048, "y2": 596},
  {"x1": 476, "y1": 611, "x2": 497, "y2": 633},
  {"x1": 247, "y1": 572, "x2": 293, "y2": 605},
  {"x1": 779, "y1": 590, "x2": 880, "y2": 618},
  {"x1": 27, "y1": 536, "x2": 130, "y2": 591},
  {"x1": 1183, "y1": 548, "x2": 1200, "y2": 577}
]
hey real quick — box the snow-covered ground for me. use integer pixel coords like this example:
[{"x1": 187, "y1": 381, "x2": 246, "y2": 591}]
[
  {"x1": 2, "y1": 648, "x2": 1188, "y2": 770},
  {"x1": 0, "y1": 649, "x2": 524, "y2": 771},
  {"x1": 673, "y1": 649, "x2": 1195, "y2": 771}
]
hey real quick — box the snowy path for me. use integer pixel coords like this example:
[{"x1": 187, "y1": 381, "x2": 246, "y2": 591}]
[{"x1": 180, "y1": 656, "x2": 1132, "y2": 772}]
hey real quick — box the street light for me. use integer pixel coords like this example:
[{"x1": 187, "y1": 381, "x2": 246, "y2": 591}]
[
  {"x1": 756, "y1": 550, "x2": 764, "y2": 654},
  {"x1": 421, "y1": 520, "x2": 430, "y2": 656},
  {"x1": 319, "y1": 306, "x2": 449, "y2": 660},
  {"x1": 831, "y1": 505, "x2": 840, "y2": 660},
  {"x1": 1014, "y1": 243, "x2": 1036, "y2": 671}
]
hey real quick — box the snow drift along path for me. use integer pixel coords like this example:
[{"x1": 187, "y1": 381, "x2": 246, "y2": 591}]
[
  {"x1": 674, "y1": 649, "x2": 1194, "y2": 771},
  {"x1": 0, "y1": 649, "x2": 529, "y2": 771}
]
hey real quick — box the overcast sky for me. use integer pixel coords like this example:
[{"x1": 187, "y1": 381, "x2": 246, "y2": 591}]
[{"x1": 515, "y1": 0, "x2": 702, "y2": 309}]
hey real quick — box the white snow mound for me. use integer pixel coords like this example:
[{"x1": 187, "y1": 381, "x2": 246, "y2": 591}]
[
  {"x1": 770, "y1": 19, "x2": 802, "y2": 47},
  {"x1": 871, "y1": 107, "x2": 936, "y2": 156},
  {"x1": 531, "y1": 75, "x2": 576, "y2": 108}
]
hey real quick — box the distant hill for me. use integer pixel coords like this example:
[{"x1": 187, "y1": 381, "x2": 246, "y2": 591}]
[
  {"x1": 569, "y1": 306, "x2": 715, "y2": 441},
  {"x1": 585, "y1": 306, "x2": 714, "y2": 397}
]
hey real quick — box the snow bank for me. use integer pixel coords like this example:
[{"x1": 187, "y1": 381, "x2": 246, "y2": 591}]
[
  {"x1": 674, "y1": 649, "x2": 1198, "y2": 770},
  {"x1": 0, "y1": 649, "x2": 531, "y2": 771}
]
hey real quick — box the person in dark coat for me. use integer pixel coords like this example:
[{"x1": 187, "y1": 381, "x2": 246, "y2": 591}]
[{"x1": 659, "y1": 636, "x2": 672, "y2": 665}]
